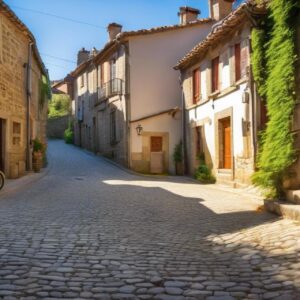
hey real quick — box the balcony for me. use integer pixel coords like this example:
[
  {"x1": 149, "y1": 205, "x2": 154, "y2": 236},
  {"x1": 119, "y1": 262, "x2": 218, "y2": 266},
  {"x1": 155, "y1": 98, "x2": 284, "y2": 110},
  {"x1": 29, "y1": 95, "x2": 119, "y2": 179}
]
[{"x1": 96, "y1": 78, "x2": 124, "y2": 105}]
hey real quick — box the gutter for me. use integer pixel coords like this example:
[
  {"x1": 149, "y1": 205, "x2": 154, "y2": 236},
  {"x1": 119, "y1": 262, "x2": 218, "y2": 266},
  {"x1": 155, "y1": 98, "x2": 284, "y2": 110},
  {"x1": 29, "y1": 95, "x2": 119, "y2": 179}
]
[{"x1": 26, "y1": 42, "x2": 33, "y2": 171}]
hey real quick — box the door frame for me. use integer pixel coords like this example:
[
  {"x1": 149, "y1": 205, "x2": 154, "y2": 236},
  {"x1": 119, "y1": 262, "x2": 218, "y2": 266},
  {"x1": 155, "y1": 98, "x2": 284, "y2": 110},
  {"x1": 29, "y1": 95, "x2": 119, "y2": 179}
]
[{"x1": 214, "y1": 108, "x2": 234, "y2": 178}]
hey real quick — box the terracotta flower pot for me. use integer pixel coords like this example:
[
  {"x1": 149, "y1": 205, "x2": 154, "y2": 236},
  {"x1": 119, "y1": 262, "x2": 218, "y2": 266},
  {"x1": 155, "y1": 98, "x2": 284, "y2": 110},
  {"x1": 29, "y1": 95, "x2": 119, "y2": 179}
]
[{"x1": 33, "y1": 151, "x2": 43, "y2": 173}]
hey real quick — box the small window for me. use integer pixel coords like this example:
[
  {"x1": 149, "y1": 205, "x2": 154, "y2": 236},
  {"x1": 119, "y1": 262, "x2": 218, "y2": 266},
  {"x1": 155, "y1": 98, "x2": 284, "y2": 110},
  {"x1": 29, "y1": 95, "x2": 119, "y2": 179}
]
[
  {"x1": 193, "y1": 68, "x2": 201, "y2": 104},
  {"x1": 235, "y1": 43, "x2": 241, "y2": 82},
  {"x1": 12, "y1": 122, "x2": 21, "y2": 146},
  {"x1": 80, "y1": 74, "x2": 85, "y2": 87},
  {"x1": 110, "y1": 110, "x2": 117, "y2": 144},
  {"x1": 211, "y1": 56, "x2": 219, "y2": 93},
  {"x1": 110, "y1": 59, "x2": 116, "y2": 81}
]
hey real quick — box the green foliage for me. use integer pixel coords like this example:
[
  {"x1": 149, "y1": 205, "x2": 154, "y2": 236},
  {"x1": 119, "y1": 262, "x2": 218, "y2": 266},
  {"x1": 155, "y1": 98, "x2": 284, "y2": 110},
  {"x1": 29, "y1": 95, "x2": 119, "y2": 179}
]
[
  {"x1": 64, "y1": 121, "x2": 74, "y2": 144},
  {"x1": 48, "y1": 94, "x2": 71, "y2": 119},
  {"x1": 252, "y1": 0, "x2": 298, "y2": 197},
  {"x1": 173, "y1": 141, "x2": 183, "y2": 163},
  {"x1": 39, "y1": 75, "x2": 51, "y2": 108},
  {"x1": 32, "y1": 138, "x2": 46, "y2": 154},
  {"x1": 195, "y1": 159, "x2": 216, "y2": 184}
]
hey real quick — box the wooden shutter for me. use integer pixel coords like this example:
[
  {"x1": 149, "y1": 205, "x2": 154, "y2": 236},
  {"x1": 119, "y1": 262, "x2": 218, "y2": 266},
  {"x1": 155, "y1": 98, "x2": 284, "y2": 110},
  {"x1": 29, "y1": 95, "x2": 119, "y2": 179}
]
[
  {"x1": 235, "y1": 43, "x2": 241, "y2": 82},
  {"x1": 212, "y1": 57, "x2": 219, "y2": 92},
  {"x1": 193, "y1": 69, "x2": 200, "y2": 104},
  {"x1": 240, "y1": 40, "x2": 249, "y2": 78}
]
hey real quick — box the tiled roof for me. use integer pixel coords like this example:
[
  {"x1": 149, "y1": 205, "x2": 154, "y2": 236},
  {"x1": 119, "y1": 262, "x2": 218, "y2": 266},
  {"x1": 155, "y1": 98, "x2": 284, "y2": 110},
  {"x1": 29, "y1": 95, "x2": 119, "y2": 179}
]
[
  {"x1": 0, "y1": 1, "x2": 47, "y2": 76},
  {"x1": 174, "y1": 1, "x2": 267, "y2": 70},
  {"x1": 71, "y1": 17, "x2": 213, "y2": 77}
]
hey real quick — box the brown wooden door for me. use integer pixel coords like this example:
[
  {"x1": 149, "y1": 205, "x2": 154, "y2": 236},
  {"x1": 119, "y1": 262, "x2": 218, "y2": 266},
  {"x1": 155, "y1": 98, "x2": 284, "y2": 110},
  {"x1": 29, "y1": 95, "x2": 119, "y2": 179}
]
[
  {"x1": 151, "y1": 136, "x2": 163, "y2": 152},
  {"x1": 223, "y1": 119, "x2": 231, "y2": 169}
]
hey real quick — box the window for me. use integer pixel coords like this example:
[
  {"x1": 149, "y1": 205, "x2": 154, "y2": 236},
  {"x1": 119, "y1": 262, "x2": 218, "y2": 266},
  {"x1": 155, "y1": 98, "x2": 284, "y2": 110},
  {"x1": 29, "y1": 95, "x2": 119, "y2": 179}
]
[
  {"x1": 211, "y1": 56, "x2": 219, "y2": 93},
  {"x1": 110, "y1": 59, "x2": 116, "y2": 80},
  {"x1": 235, "y1": 43, "x2": 241, "y2": 82},
  {"x1": 80, "y1": 74, "x2": 84, "y2": 87},
  {"x1": 110, "y1": 110, "x2": 117, "y2": 144},
  {"x1": 98, "y1": 64, "x2": 104, "y2": 87},
  {"x1": 193, "y1": 68, "x2": 201, "y2": 104},
  {"x1": 12, "y1": 122, "x2": 21, "y2": 146}
]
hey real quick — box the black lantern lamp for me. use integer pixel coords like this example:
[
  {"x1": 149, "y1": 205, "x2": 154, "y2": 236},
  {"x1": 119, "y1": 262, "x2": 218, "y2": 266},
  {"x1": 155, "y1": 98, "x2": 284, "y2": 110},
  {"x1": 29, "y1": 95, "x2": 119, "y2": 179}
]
[{"x1": 136, "y1": 124, "x2": 143, "y2": 136}]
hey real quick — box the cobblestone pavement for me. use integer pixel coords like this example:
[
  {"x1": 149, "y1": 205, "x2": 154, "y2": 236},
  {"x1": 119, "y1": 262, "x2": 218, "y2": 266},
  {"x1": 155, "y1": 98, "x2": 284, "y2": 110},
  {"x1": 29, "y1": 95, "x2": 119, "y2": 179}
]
[{"x1": 0, "y1": 140, "x2": 299, "y2": 300}]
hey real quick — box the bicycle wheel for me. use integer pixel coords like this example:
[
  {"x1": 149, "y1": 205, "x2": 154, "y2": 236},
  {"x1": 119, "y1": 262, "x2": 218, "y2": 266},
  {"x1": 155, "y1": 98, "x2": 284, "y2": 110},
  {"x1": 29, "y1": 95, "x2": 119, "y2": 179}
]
[{"x1": 0, "y1": 171, "x2": 5, "y2": 191}]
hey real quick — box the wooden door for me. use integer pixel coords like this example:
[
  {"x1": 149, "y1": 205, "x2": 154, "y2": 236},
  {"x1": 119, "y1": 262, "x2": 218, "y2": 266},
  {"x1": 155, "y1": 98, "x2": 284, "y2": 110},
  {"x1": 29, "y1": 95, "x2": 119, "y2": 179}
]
[
  {"x1": 151, "y1": 136, "x2": 163, "y2": 152},
  {"x1": 223, "y1": 119, "x2": 231, "y2": 169}
]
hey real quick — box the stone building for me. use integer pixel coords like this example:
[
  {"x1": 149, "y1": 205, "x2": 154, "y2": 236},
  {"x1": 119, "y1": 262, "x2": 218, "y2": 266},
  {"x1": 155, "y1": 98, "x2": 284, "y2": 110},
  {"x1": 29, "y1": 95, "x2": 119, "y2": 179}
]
[
  {"x1": 0, "y1": 1, "x2": 48, "y2": 178},
  {"x1": 72, "y1": 7, "x2": 213, "y2": 173},
  {"x1": 175, "y1": 0, "x2": 266, "y2": 186}
]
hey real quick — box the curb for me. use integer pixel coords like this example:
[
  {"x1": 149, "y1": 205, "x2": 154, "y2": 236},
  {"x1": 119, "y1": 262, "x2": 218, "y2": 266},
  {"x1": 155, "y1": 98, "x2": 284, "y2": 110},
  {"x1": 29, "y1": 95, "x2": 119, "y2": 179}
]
[
  {"x1": 264, "y1": 200, "x2": 300, "y2": 222},
  {"x1": 0, "y1": 154, "x2": 52, "y2": 199}
]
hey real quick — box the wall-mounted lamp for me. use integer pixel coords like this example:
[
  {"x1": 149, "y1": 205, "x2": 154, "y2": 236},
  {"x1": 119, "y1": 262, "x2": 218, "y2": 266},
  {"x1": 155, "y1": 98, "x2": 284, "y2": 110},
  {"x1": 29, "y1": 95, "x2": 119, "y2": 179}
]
[{"x1": 136, "y1": 124, "x2": 143, "y2": 136}]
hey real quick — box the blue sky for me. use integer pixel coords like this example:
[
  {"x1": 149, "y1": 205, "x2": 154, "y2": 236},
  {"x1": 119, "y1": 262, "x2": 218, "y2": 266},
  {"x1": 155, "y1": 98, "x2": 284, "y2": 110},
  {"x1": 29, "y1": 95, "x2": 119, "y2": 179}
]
[{"x1": 5, "y1": 0, "x2": 213, "y2": 80}]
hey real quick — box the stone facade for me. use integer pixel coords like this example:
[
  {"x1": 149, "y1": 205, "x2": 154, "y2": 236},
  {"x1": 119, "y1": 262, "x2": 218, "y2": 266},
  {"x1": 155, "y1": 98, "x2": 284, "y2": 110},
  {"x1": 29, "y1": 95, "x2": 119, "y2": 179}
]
[{"x1": 0, "y1": 3, "x2": 48, "y2": 178}]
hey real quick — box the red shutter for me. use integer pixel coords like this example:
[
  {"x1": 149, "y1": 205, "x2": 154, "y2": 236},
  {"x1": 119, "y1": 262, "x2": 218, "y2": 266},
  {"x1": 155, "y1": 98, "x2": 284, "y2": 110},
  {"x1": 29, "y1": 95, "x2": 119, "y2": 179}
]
[
  {"x1": 193, "y1": 69, "x2": 201, "y2": 104},
  {"x1": 212, "y1": 57, "x2": 219, "y2": 92},
  {"x1": 235, "y1": 43, "x2": 241, "y2": 82}
]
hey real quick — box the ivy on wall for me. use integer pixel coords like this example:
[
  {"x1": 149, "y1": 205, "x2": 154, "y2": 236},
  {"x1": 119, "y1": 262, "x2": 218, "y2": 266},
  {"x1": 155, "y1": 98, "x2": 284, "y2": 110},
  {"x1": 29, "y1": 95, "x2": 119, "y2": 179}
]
[
  {"x1": 251, "y1": 0, "x2": 299, "y2": 197},
  {"x1": 39, "y1": 74, "x2": 51, "y2": 108}
]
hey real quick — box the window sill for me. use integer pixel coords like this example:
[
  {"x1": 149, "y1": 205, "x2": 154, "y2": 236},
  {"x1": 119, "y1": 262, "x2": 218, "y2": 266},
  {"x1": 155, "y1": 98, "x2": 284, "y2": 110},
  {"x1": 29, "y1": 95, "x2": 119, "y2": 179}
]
[{"x1": 234, "y1": 77, "x2": 247, "y2": 86}]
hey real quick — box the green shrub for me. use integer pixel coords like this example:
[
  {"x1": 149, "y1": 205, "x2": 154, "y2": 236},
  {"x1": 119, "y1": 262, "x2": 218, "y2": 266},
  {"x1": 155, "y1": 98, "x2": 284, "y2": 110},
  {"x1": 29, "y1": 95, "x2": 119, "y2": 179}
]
[
  {"x1": 32, "y1": 138, "x2": 43, "y2": 153},
  {"x1": 195, "y1": 163, "x2": 216, "y2": 184},
  {"x1": 64, "y1": 126, "x2": 74, "y2": 144},
  {"x1": 48, "y1": 94, "x2": 71, "y2": 119}
]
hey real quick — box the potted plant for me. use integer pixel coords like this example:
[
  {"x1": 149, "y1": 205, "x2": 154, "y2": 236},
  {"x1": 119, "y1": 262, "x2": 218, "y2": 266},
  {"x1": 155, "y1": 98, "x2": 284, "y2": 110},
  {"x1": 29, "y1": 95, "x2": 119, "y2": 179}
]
[
  {"x1": 173, "y1": 141, "x2": 183, "y2": 175},
  {"x1": 32, "y1": 138, "x2": 44, "y2": 172}
]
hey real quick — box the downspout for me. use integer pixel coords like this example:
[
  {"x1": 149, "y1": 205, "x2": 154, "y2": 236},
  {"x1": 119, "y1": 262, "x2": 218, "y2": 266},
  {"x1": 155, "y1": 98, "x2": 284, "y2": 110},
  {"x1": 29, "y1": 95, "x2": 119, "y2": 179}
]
[
  {"x1": 26, "y1": 42, "x2": 33, "y2": 171},
  {"x1": 117, "y1": 39, "x2": 131, "y2": 168},
  {"x1": 179, "y1": 73, "x2": 188, "y2": 175}
]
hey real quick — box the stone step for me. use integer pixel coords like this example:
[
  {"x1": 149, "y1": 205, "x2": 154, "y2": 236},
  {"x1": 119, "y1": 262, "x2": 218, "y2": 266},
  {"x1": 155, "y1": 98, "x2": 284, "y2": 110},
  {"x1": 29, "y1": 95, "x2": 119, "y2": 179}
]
[
  {"x1": 286, "y1": 190, "x2": 300, "y2": 204},
  {"x1": 264, "y1": 200, "x2": 300, "y2": 222}
]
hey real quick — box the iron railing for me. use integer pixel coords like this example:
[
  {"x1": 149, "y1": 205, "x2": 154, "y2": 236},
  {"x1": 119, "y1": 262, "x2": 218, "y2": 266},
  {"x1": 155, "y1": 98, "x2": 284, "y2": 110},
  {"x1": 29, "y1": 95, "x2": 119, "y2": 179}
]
[{"x1": 96, "y1": 78, "x2": 124, "y2": 105}]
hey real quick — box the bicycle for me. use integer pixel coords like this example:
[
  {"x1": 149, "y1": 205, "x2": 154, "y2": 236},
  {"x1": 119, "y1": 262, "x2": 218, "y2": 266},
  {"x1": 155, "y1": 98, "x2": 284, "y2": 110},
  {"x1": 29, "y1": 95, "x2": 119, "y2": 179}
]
[{"x1": 0, "y1": 171, "x2": 5, "y2": 191}]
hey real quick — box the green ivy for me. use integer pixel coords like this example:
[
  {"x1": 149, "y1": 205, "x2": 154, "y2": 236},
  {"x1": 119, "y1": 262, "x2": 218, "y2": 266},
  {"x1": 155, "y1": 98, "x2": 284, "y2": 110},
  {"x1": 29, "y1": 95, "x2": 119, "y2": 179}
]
[
  {"x1": 252, "y1": 0, "x2": 298, "y2": 197},
  {"x1": 39, "y1": 74, "x2": 51, "y2": 108}
]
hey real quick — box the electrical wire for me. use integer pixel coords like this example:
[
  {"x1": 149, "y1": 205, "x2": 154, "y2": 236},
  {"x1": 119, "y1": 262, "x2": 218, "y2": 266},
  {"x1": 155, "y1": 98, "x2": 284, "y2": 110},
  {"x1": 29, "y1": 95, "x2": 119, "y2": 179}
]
[
  {"x1": 40, "y1": 53, "x2": 76, "y2": 64},
  {"x1": 10, "y1": 4, "x2": 107, "y2": 29}
]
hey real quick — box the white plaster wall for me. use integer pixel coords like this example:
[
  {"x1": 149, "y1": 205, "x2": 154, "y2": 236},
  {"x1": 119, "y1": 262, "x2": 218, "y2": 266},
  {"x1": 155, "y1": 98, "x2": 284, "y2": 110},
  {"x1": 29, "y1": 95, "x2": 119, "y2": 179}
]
[
  {"x1": 129, "y1": 24, "x2": 212, "y2": 121},
  {"x1": 188, "y1": 83, "x2": 248, "y2": 167},
  {"x1": 130, "y1": 112, "x2": 182, "y2": 174}
]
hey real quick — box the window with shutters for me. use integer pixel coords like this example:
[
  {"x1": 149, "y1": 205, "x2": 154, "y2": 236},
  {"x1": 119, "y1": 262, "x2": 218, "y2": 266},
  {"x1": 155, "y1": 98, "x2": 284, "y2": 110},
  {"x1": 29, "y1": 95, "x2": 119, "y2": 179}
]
[
  {"x1": 211, "y1": 56, "x2": 219, "y2": 93},
  {"x1": 235, "y1": 43, "x2": 241, "y2": 82},
  {"x1": 193, "y1": 68, "x2": 201, "y2": 104},
  {"x1": 80, "y1": 74, "x2": 85, "y2": 88}
]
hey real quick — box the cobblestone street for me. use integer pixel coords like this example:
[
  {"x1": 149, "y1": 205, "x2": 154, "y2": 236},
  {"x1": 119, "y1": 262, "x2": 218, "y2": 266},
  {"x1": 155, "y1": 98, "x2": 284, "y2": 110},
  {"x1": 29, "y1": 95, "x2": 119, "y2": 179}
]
[{"x1": 0, "y1": 140, "x2": 299, "y2": 300}]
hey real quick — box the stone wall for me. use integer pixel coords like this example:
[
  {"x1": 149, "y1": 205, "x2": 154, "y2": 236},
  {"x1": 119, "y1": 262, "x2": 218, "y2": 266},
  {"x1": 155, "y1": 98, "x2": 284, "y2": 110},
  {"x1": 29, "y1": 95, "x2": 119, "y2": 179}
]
[
  {"x1": 47, "y1": 115, "x2": 70, "y2": 139},
  {"x1": 0, "y1": 10, "x2": 47, "y2": 178}
]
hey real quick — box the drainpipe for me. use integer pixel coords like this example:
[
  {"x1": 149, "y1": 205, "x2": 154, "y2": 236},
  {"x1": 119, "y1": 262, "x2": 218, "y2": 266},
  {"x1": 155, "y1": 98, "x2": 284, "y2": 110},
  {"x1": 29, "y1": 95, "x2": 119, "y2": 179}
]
[
  {"x1": 179, "y1": 73, "x2": 188, "y2": 175},
  {"x1": 26, "y1": 42, "x2": 33, "y2": 171},
  {"x1": 117, "y1": 39, "x2": 131, "y2": 168}
]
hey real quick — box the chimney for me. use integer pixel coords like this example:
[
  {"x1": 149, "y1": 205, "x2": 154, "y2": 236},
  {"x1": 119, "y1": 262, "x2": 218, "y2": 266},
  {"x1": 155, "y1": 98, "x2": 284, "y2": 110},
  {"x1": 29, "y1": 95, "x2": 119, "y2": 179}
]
[
  {"x1": 209, "y1": 0, "x2": 234, "y2": 21},
  {"x1": 107, "y1": 23, "x2": 122, "y2": 41},
  {"x1": 89, "y1": 47, "x2": 98, "y2": 58},
  {"x1": 178, "y1": 7, "x2": 200, "y2": 25},
  {"x1": 77, "y1": 47, "x2": 89, "y2": 65}
]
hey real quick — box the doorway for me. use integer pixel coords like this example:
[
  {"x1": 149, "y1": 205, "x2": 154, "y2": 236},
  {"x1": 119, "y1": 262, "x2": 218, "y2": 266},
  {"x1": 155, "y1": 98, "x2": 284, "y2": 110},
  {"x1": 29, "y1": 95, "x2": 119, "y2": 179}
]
[
  {"x1": 0, "y1": 119, "x2": 6, "y2": 172},
  {"x1": 150, "y1": 136, "x2": 163, "y2": 174},
  {"x1": 220, "y1": 117, "x2": 232, "y2": 169}
]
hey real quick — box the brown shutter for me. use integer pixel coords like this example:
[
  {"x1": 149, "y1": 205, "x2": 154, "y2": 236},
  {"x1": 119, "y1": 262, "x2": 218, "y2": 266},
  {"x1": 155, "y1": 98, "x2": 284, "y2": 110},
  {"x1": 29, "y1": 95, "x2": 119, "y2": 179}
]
[
  {"x1": 212, "y1": 57, "x2": 219, "y2": 92},
  {"x1": 240, "y1": 40, "x2": 249, "y2": 78},
  {"x1": 193, "y1": 68, "x2": 201, "y2": 104},
  {"x1": 235, "y1": 43, "x2": 241, "y2": 82}
]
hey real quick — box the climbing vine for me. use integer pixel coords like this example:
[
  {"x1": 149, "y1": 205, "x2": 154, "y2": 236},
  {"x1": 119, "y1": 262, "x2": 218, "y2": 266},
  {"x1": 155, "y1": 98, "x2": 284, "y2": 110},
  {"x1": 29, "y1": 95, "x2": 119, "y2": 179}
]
[
  {"x1": 39, "y1": 74, "x2": 51, "y2": 108},
  {"x1": 251, "y1": 0, "x2": 299, "y2": 197}
]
